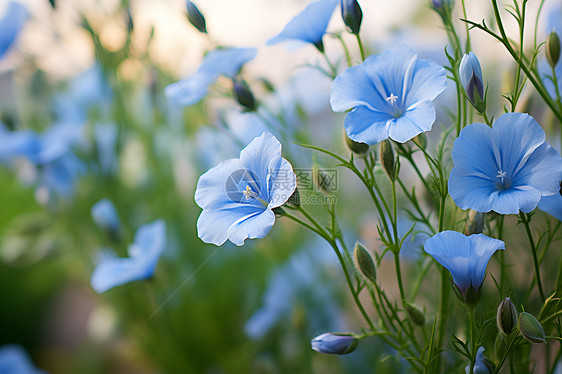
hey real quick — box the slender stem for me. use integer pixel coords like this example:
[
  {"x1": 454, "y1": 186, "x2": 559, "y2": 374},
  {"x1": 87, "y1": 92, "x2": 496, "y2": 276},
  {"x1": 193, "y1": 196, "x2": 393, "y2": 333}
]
[
  {"x1": 468, "y1": 306, "x2": 477, "y2": 374},
  {"x1": 493, "y1": 334, "x2": 518, "y2": 374},
  {"x1": 333, "y1": 33, "x2": 353, "y2": 67},
  {"x1": 519, "y1": 212, "x2": 546, "y2": 302},
  {"x1": 481, "y1": 111, "x2": 492, "y2": 127},
  {"x1": 355, "y1": 33, "x2": 366, "y2": 61},
  {"x1": 320, "y1": 51, "x2": 337, "y2": 78}
]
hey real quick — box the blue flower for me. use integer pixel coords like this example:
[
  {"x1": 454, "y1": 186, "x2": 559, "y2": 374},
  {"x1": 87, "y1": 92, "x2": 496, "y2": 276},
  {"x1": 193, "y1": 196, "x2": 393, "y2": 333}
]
[
  {"x1": 0, "y1": 2, "x2": 28, "y2": 60},
  {"x1": 424, "y1": 231, "x2": 505, "y2": 297},
  {"x1": 195, "y1": 132, "x2": 296, "y2": 246},
  {"x1": 311, "y1": 333, "x2": 358, "y2": 355},
  {"x1": 91, "y1": 199, "x2": 121, "y2": 235},
  {"x1": 267, "y1": 0, "x2": 338, "y2": 52},
  {"x1": 90, "y1": 220, "x2": 166, "y2": 293},
  {"x1": 459, "y1": 52, "x2": 486, "y2": 112},
  {"x1": 0, "y1": 345, "x2": 45, "y2": 374},
  {"x1": 165, "y1": 47, "x2": 257, "y2": 106},
  {"x1": 449, "y1": 113, "x2": 562, "y2": 215},
  {"x1": 330, "y1": 45, "x2": 447, "y2": 145}
]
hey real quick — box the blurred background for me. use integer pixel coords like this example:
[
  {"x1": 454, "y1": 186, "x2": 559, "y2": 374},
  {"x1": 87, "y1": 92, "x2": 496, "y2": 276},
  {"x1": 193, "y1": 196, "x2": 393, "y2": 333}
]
[{"x1": 0, "y1": 0, "x2": 560, "y2": 373}]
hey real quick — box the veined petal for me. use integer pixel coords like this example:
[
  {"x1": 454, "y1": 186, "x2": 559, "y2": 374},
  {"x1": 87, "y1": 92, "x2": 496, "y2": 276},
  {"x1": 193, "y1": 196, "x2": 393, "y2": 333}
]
[
  {"x1": 195, "y1": 158, "x2": 245, "y2": 210},
  {"x1": 344, "y1": 106, "x2": 391, "y2": 145},
  {"x1": 514, "y1": 142, "x2": 562, "y2": 196},
  {"x1": 226, "y1": 207, "x2": 276, "y2": 246},
  {"x1": 405, "y1": 58, "x2": 447, "y2": 106},
  {"x1": 451, "y1": 123, "x2": 497, "y2": 179},
  {"x1": 389, "y1": 100, "x2": 435, "y2": 143},
  {"x1": 330, "y1": 61, "x2": 382, "y2": 112},
  {"x1": 449, "y1": 168, "x2": 496, "y2": 212},
  {"x1": 267, "y1": 0, "x2": 338, "y2": 47},
  {"x1": 268, "y1": 157, "x2": 297, "y2": 208},
  {"x1": 197, "y1": 204, "x2": 264, "y2": 246},
  {"x1": 489, "y1": 186, "x2": 542, "y2": 214},
  {"x1": 538, "y1": 194, "x2": 562, "y2": 221}
]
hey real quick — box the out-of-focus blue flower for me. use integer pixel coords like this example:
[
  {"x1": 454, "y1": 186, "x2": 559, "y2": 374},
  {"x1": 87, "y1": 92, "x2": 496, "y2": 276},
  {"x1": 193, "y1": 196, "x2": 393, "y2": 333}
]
[
  {"x1": 0, "y1": 2, "x2": 28, "y2": 60},
  {"x1": 165, "y1": 47, "x2": 257, "y2": 106},
  {"x1": 465, "y1": 347, "x2": 492, "y2": 374},
  {"x1": 538, "y1": 188, "x2": 562, "y2": 221},
  {"x1": 0, "y1": 124, "x2": 41, "y2": 163},
  {"x1": 330, "y1": 45, "x2": 447, "y2": 145},
  {"x1": 267, "y1": 0, "x2": 338, "y2": 52},
  {"x1": 0, "y1": 345, "x2": 45, "y2": 374},
  {"x1": 449, "y1": 113, "x2": 562, "y2": 215},
  {"x1": 91, "y1": 220, "x2": 166, "y2": 293},
  {"x1": 93, "y1": 122, "x2": 118, "y2": 174},
  {"x1": 424, "y1": 231, "x2": 505, "y2": 297},
  {"x1": 244, "y1": 242, "x2": 343, "y2": 339},
  {"x1": 195, "y1": 132, "x2": 296, "y2": 246},
  {"x1": 459, "y1": 52, "x2": 486, "y2": 112},
  {"x1": 91, "y1": 199, "x2": 121, "y2": 234},
  {"x1": 311, "y1": 333, "x2": 358, "y2": 355}
]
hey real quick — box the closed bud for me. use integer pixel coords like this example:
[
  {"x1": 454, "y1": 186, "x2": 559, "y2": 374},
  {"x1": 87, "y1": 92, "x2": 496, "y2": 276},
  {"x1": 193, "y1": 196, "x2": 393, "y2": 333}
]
[
  {"x1": 379, "y1": 139, "x2": 397, "y2": 181},
  {"x1": 406, "y1": 303, "x2": 425, "y2": 326},
  {"x1": 345, "y1": 133, "x2": 369, "y2": 155},
  {"x1": 311, "y1": 333, "x2": 358, "y2": 355},
  {"x1": 313, "y1": 166, "x2": 333, "y2": 194},
  {"x1": 340, "y1": 0, "x2": 362, "y2": 35},
  {"x1": 497, "y1": 297, "x2": 517, "y2": 335},
  {"x1": 232, "y1": 79, "x2": 257, "y2": 111},
  {"x1": 413, "y1": 132, "x2": 427, "y2": 149},
  {"x1": 459, "y1": 52, "x2": 486, "y2": 113},
  {"x1": 519, "y1": 312, "x2": 546, "y2": 344},
  {"x1": 547, "y1": 31, "x2": 561, "y2": 68},
  {"x1": 186, "y1": 0, "x2": 207, "y2": 34},
  {"x1": 353, "y1": 242, "x2": 376, "y2": 283}
]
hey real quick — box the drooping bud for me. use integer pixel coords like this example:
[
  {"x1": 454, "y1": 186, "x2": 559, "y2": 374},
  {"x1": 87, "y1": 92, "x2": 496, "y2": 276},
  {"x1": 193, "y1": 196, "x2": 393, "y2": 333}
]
[
  {"x1": 547, "y1": 31, "x2": 561, "y2": 68},
  {"x1": 406, "y1": 303, "x2": 425, "y2": 326},
  {"x1": 353, "y1": 242, "x2": 376, "y2": 284},
  {"x1": 459, "y1": 52, "x2": 486, "y2": 113},
  {"x1": 311, "y1": 333, "x2": 358, "y2": 355},
  {"x1": 519, "y1": 312, "x2": 546, "y2": 344},
  {"x1": 497, "y1": 298, "x2": 517, "y2": 335},
  {"x1": 340, "y1": 0, "x2": 362, "y2": 35},
  {"x1": 379, "y1": 139, "x2": 397, "y2": 181},
  {"x1": 232, "y1": 79, "x2": 257, "y2": 111},
  {"x1": 345, "y1": 133, "x2": 369, "y2": 155},
  {"x1": 186, "y1": 0, "x2": 207, "y2": 34}
]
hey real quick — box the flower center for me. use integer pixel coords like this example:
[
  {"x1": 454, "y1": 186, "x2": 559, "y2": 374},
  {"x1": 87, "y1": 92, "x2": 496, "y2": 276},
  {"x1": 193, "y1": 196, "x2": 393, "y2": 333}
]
[
  {"x1": 386, "y1": 93, "x2": 403, "y2": 117},
  {"x1": 386, "y1": 93, "x2": 399, "y2": 105},
  {"x1": 496, "y1": 170, "x2": 507, "y2": 184},
  {"x1": 243, "y1": 185, "x2": 257, "y2": 200},
  {"x1": 495, "y1": 169, "x2": 511, "y2": 190}
]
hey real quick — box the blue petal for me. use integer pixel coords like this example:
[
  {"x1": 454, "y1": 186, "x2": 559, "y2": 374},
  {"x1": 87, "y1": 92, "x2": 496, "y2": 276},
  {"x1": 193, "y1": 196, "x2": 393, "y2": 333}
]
[
  {"x1": 128, "y1": 219, "x2": 166, "y2": 260},
  {"x1": 91, "y1": 256, "x2": 146, "y2": 293},
  {"x1": 0, "y1": 345, "x2": 45, "y2": 374},
  {"x1": 451, "y1": 123, "x2": 497, "y2": 178},
  {"x1": 91, "y1": 198, "x2": 120, "y2": 233},
  {"x1": 267, "y1": 0, "x2": 338, "y2": 47},
  {"x1": 405, "y1": 58, "x2": 447, "y2": 106},
  {"x1": 449, "y1": 168, "x2": 497, "y2": 212},
  {"x1": 0, "y1": 2, "x2": 28, "y2": 60},
  {"x1": 344, "y1": 105, "x2": 391, "y2": 145},
  {"x1": 268, "y1": 157, "x2": 297, "y2": 208},
  {"x1": 226, "y1": 207, "x2": 275, "y2": 246},
  {"x1": 538, "y1": 194, "x2": 562, "y2": 221},
  {"x1": 195, "y1": 158, "x2": 245, "y2": 211},
  {"x1": 489, "y1": 186, "x2": 541, "y2": 214},
  {"x1": 389, "y1": 100, "x2": 435, "y2": 143},
  {"x1": 514, "y1": 142, "x2": 562, "y2": 196},
  {"x1": 197, "y1": 205, "x2": 266, "y2": 246},
  {"x1": 0, "y1": 128, "x2": 41, "y2": 163},
  {"x1": 165, "y1": 48, "x2": 256, "y2": 106},
  {"x1": 330, "y1": 58, "x2": 383, "y2": 112}
]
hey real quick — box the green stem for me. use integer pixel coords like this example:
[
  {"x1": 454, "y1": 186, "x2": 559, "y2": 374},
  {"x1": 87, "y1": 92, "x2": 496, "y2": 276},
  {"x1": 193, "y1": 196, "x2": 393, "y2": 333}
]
[
  {"x1": 321, "y1": 51, "x2": 337, "y2": 78},
  {"x1": 493, "y1": 333, "x2": 518, "y2": 374},
  {"x1": 355, "y1": 33, "x2": 366, "y2": 61},
  {"x1": 481, "y1": 111, "x2": 492, "y2": 127},
  {"x1": 519, "y1": 212, "x2": 546, "y2": 302},
  {"x1": 468, "y1": 306, "x2": 477, "y2": 374},
  {"x1": 333, "y1": 33, "x2": 353, "y2": 67}
]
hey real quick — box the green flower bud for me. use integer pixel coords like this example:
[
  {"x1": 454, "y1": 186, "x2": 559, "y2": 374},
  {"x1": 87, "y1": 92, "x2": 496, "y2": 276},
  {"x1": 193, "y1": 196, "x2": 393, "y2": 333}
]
[
  {"x1": 519, "y1": 312, "x2": 546, "y2": 344},
  {"x1": 465, "y1": 210, "x2": 485, "y2": 235},
  {"x1": 353, "y1": 242, "x2": 376, "y2": 284},
  {"x1": 413, "y1": 132, "x2": 427, "y2": 150},
  {"x1": 345, "y1": 133, "x2": 369, "y2": 155},
  {"x1": 232, "y1": 79, "x2": 257, "y2": 111},
  {"x1": 379, "y1": 139, "x2": 397, "y2": 181},
  {"x1": 497, "y1": 297, "x2": 517, "y2": 335},
  {"x1": 405, "y1": 303, "x2": 425, "y2": 326},
  {"x1": 186, "y1": 0, "x2": 207, "y2": 34},
  {"x1": 547, "y1": 31, "x2": 561, "y2": 68}
]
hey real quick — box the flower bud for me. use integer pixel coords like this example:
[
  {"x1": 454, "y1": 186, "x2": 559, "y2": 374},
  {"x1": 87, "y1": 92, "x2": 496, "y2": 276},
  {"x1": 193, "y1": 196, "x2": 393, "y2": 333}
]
[
  {"x1": 406, "y1": 303, "x2": 425, "y2": 326},
  {"x1": 497, "y1": 297, "x2": 517, "y2": 335},
  {"x1": 345, "y1": 133, "x2": 369, "y2": 155},
  {"x1": 313, "y1": 166, "x2": 334, "y2": 194},
  {"x1": 340, "y1": 0, "x2": 362, "y2": 35},
  {"x1": 547, "y1": 31, "x2": 561, "y2": 68},
  {"x1": 379, "y1": 139, "x2": 397, "y2": 181},
  {"x1": 459, "y1": 52, "x2": 486, "y2": 113},
  {"x1": 353, "y1": 242, "x2": 376, "y2": 284},
  {"x1": 232, "y1": 79, "x2": 257, "y2": 111},
  {"x1": 413, "y1": 132, "x2": 427, "y2": 150},
  {"x1": 465, "y1": 210, "x2": 485, "y2": 235},
  {"x1": 311, "y1": 333, "x2": 358, "y2": 355},
  {"x1": 186, "y1": 1, "x2": 207, "y2": 34},
  {"x1": 519, "y1": 312, "x2": 546, "y2": 344}
]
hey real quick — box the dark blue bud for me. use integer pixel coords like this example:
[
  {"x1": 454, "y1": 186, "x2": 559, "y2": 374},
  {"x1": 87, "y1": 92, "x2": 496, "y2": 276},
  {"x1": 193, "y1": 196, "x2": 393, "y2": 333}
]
[
  {"x1": 232, "y1": 79, "x2": 257, "y2": 111},
  {"x1": 340, "y1": 0, "x2": 362, "y2": 35},
  {"x1": 459, "y1": 52, "x2": 486, "y2": 113},
  {"x1": 311, "y1": 333, "x2": 358, "y2": 355},
  {"x1": 186, "y1": 1, "x2": 207, "y2": 34}
]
